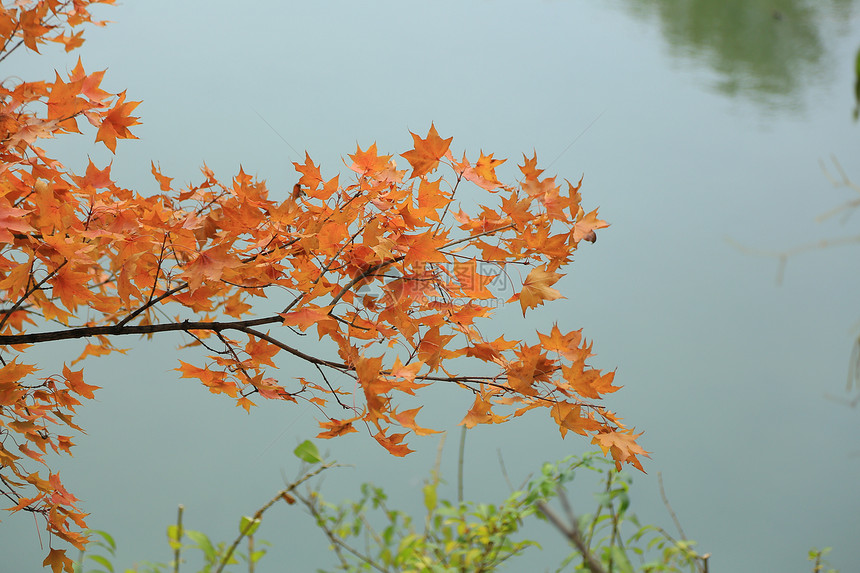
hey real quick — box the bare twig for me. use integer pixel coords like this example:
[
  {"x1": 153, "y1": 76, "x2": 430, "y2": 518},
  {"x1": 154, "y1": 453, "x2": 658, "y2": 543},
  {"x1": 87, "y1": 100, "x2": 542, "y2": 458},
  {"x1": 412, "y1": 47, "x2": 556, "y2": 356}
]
[
  {"x1": 214, "y1": 462, "x2": 339, "y2": 573},
  {"x1": 535, "y1": 499, "x2": 608, "y2": 573},
  {"x1": 173, "y1": 504, "x2": 183, "y2": 573},
  {"x1": 457, "y1": 425, "x2": 467, "y2": 504},
  {"x1": 297, "y1": 491, "x2": 389, "y2": 573},
  {"x1": 658, "y1": 472, "x2": 688, "y2": 541}
]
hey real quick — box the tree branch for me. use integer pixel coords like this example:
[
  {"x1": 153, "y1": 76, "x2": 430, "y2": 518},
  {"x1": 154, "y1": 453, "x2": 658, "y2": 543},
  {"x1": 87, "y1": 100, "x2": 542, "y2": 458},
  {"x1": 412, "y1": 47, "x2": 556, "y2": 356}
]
[{"x1": 0, "y1": 314, "x2": 283, "y2": 345}]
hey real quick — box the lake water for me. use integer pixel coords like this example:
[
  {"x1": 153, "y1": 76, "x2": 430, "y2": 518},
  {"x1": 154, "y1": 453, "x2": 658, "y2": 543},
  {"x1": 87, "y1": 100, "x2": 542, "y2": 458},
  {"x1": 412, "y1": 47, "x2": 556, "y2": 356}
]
[{"x1": 3, "y1": 1, "x2": 859, "y2": 571}]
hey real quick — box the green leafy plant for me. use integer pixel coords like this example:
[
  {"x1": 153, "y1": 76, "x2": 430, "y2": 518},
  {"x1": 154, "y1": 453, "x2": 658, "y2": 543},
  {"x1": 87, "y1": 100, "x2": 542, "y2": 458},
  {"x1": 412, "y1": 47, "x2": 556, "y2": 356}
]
[
  {"x1": 72, "y1": 439, "x2": 842, "y2": 573},
  {"x1": 809, "y1": 547, "x2": 838, "y2": 573},
  {"x1": 73, "y1": 530, "x2": 117, "y2": 573}
]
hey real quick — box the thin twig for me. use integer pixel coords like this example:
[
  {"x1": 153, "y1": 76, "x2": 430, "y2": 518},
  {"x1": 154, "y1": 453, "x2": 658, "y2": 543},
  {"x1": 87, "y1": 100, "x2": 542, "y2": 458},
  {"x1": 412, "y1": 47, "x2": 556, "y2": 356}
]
[
  {"x1": 173, "y1": 504, "x2": 183, "y2": 573},
  {"x1": 545, "y1": 109, "x2": 606, "y2": 171},
  {"x1": 0, "y1": 259, "x2": 65, "y2": 334},
  {"x1": 457, "y1": 425, "x2": 467, "y2": 504},
  {"x1": 535, "y1": 499, "x2": 608, "y2": 573},
  {"x1": 658, "y1": 472, "x2": 688, "y2": 541},
  {"x1": 214, "y1": 462, "x2": 339, "y2": 573}
]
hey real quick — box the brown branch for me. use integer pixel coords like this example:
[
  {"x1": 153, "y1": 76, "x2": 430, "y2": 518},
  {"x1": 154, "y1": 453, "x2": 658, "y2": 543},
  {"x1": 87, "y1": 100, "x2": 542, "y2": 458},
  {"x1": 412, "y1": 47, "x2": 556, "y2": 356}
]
[
  {"x1": 214, "y1": 461, "x2": 339, "y2": 573},
  {"x1": 658, "y1": 472, "x2": 688, "y2": 541},
  {"x1": 0, "y1": 314, "x2": 283, "y2": 346},
  {"x1": 0, "y1": 259, "x2": 65, "y2": 334},
  {"x1": 535, "y1": 499, "x2": 608, "y2": 573},
  {"x1": 296, "y1": 489, "x2": 389, "y2": 573},
  {"x1": 237, "y1": 326, "x2": 351, "y2": 371},
  {"x1": 442, "y1": 222, "x2": 516, "y2": 251},
  {"x1": 115, "y1": 282, "x2": 188, "y2": 327}
]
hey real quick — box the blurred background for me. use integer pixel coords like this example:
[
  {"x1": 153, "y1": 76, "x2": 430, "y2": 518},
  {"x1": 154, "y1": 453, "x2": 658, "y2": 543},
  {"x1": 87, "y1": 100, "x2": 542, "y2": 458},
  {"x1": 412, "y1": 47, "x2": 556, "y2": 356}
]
[{"x1": 3, "y1": 0, "x2": 859, "y2": 570}]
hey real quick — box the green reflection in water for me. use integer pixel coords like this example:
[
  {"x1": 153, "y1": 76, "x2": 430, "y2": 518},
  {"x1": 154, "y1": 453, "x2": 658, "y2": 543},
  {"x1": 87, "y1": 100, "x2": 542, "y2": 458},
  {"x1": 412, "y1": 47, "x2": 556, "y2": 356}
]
[{"x1": 619, "y1": 0, "x2": 856, "y2": 111}]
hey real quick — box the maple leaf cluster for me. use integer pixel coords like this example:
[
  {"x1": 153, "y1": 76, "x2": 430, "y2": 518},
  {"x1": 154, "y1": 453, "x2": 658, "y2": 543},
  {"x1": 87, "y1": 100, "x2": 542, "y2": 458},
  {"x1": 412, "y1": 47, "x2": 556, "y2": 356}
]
[{"x1": 0, "y1": 3, "x2": 647, "y2": 571}]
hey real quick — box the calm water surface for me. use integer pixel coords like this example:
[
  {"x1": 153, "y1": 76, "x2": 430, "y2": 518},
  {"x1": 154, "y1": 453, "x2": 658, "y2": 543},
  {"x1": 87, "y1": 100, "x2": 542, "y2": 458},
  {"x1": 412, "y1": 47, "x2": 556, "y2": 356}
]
[{"x1": 3, "y1": 1, "x2": 859, "y2": 571}]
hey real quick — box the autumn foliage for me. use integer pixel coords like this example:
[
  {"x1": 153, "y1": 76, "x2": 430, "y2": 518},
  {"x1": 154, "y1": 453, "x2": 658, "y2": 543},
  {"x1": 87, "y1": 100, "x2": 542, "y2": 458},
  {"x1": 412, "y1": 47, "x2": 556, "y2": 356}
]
[{"x1": 0, "y1": 2, "x2": 647, "y2": 571}]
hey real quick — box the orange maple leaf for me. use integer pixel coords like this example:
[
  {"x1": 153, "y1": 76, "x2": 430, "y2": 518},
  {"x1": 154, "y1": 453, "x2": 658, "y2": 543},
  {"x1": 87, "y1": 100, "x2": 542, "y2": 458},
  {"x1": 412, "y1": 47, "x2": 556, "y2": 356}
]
[
  {"x1": 70, "y1": 341, "x2": 128, "y2": 366},
  {"x1": 349, "y1": 142, "x2": 391, "y2": 177},
  {"x1": 537, "y1": 324, "x2": 584, "y2": 361},
  {"x1": 461, "y1": 391, "x2": 508, "y2": 428},
  {"x1": 417, "y1": 326, "x2": 455, "y2": 370},
  {"x1": 279, "y1": 305, "x2": 337, "y2": 333},
  {"x1": 317, "y1": 416, "x2": 360, "y2": 439},
  {"x1": 293, "y1": 152, "x2": 324, "y2": 193},
  {"x1": 562, "y1": 363, "x2": 620, "y2": 399},
  {"x1": 573, "y1": 207, "x2": 608, "y2": 244},
  {"x1": 0, "y1": 361, "x2": 36, "y2": 405},
  {"x1": 42, "y1": 548, "x2": 70, "y2": 573},
  {"x1": 236, "y1": 396, "x2": 255, "y2": 412},
  {"x1": 20, "y1": 7, "x2": 51, "y2": 52},
  {"x1": 373, "y1": 429, "x2": 414, "y2": 457},
  {"x1": 402, "y1": 232, "x2": 448, "y2": 268},
  {"x1": 508, "y1": 265, "x2": 564, "y2": 316},
  {"x1": 518, "y1": 152, "x2": 545, "y2": 181},
  {"x1": 0, "y1": 200, "x2": 35, "y2": 243},
  {"x1": 462, "y1": 151, "x2": 505, "y2": 190},
  {"x1": 62, "y1": 364, "x2": 100, "y2": 399},
  {"x1": 592, "y1": 429, "x2": 650, "y2": 471},
  {"x1": 47, "y1": 73, "x2": 88, "y2": 128},
  {"x1": 401, "y1": 123, "x2": 453, "y2": 179},
  {"x1": 244, "y1": 335, "x2": 279, "y2": 367},
  {"x1": 392, "y1": 407, "x2": 440, "y2": 436},
  {"x1": 451, "y1": 259, "x2": 495, "y2": 300},
  {"x1": 50, "y1": 266, "x2": 97, "y2": 312},
  {"x1": 179, "y1": 243, "x2": 237, "y2": 291},
  {"x1": 415, "y1": 178, "x2": 451, "y2": 221},
  {"x1": 550, "y1": 402, "x2": 601, "y2": 437},
  {"x1": 95, "y1": 90, "x2": 141, "y2": 152},
  {"x1": 150, "y1": 161, "x2": 174, "y2": 191},
  {"x1": 69, "y1": 58, "x2": 111, "y2": 103}
]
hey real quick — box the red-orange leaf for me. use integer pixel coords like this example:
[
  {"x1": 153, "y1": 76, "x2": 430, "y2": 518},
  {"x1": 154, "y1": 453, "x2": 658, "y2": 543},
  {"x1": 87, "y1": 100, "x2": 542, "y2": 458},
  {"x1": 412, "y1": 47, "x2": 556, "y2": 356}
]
[
  {"x1": 462, "y1": 151, "x2": 505, "y2": 190},
  {"x1": 373, "y1": 429, "x2": 413, "y2": 456},
  {"x1": 279, "y1": 305, "x2": 337, "y2": 333},
  {"x1": 62, "y1": 364, "x2": 100, "y2": 399},
  {"x1": 317, "y1": 416, "x2": 360, "y2": 439},
  {"x1": 0, "y1": 200, "x2": 36, "y2": 243},
  {"x1": 293, "y1": 152, "x2": 324, "y2": 192},
  {"x1": 151, "y1": 161, "x2": 174, "y2": 191},
  {"x1": 461, "y1": 391, "x2": 508, "y2": 428},
  {"x1": 42, "y1": 549, "x2": 71, "y2": 573},
  {"x1": 393, "y1": 407, "x2": 441, "y2": 436},
  {"x1": 592, "y1": 429, "x2": 650, "y2": 472},
  {"x1": 179, "y1": 243, "x2": 237, "y2": 291},
  {"x1": 537, "y1": 324, "x2": 584, "y2": 361},
  {"x1": 95, "y1": 90, "x2": 141, "y2": 152},
  {"x1": 509, "y1": 265, "x2": 564, "y2": 316},
  {"x1": 573, "y1": 207, "x2": 608, "y2": 244},
  {"x1": 401, "y1": 123, "x2": 453, "y2": 179},
  {"x1": 349, "y1": 142, "x2": 391, "y2": 177}
]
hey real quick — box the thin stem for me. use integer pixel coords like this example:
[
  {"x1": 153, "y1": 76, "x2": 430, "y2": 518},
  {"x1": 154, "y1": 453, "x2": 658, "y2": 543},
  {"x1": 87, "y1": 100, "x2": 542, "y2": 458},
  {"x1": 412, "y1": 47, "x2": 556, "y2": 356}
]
[
  {"x1": 457, "y1": 425, "x2": 467, "y2": 504},
  {"x1": 535, "y1": 499, "x2": 608, "y2": 573},
  {"x1": 173, "y1": 504, "x2": 184, "y2": 573},
  {"x1": 658, "y1": 472, "x2": 687, "y2": 541},
  {"x1": 0, "y1": 259, "x2": 65, "y2": 334},
  {"x1": 214, "y1": 462, "x2": 338, "y2": 573}
]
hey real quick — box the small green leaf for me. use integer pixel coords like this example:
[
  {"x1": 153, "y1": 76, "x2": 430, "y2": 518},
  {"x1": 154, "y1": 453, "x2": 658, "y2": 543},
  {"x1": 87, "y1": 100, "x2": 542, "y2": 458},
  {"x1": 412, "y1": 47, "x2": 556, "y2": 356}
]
[
  {"x1": 185, "y1": 530, "x2": 216, "y2": 560},
  {"x1": 610, "y1": 545, "x2": 634, "y2": 573},
  {"x1": 86, "y1": 554, "x2": 114, "y2": 572},
  {"x1": 166, "y1": 524, "x2": 182, "y2": 550},
  {"x1": 423, "y1": 481, "x2": 437, "y2": 513},
  {"x1": 239, "y1": 515, "x2": 261, "y2": 536},
  {"x1": 293, "y1": 440, "x2": 322, "y2": 464},
  {"x1": 88, "y1": 530, "x2": 117, "y2": 553}
]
